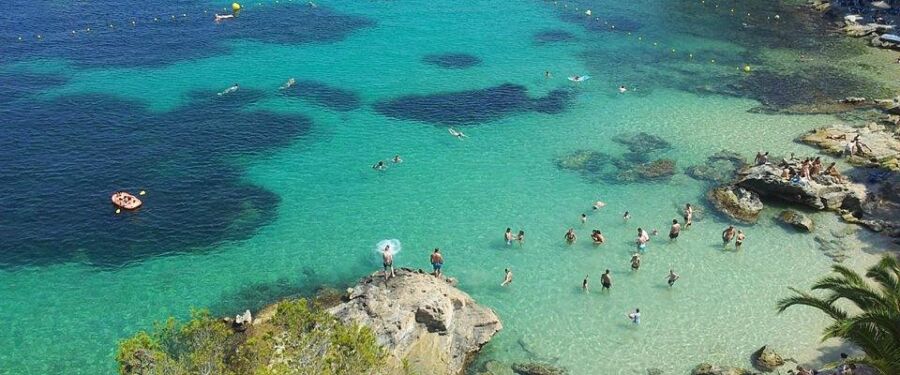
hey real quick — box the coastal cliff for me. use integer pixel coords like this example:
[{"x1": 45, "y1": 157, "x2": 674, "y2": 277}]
[{"x1": 330, "y1": 269, "x2": 503, "y2": 375}]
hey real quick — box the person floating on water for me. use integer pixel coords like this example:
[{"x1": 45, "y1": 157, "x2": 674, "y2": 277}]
[
  {"x1": 214, "y1": 13, "x2": 234, "y2": 22},
  {"x1": 564, "y1": 228, "x2": 577, "y2": 244},
  {"x1": 382, "y1": 245, "x2": 395, "y2": 281},
  {"x1": 448, "y1": 127, "x2": 467, "y2": 139},
  {"x1": 372, "y1": 160, "x2": 386, "y2": 171},
  {"x1": 582, "y1": 275, "x2": 589, "y2": 292},
  {"x1": 504, "y1": 228, "x2": 514, "y2": 246},
  {"x1": 601, "y1": 269, "x2": 612, "y2": 291},
  {"x1": 722, "y1": 225, "x2": 737, "y2": 248},
  {"x1": 735, "y1": 230, "x2": 746, "y2": 250},
  {"x1": 430, "y1": 248, "x2": 443, "y2": 278},
  {"x1": 218, "y1": 83, "x2": 239, "y2": 96},
  {"x1": 279, "y1": 77, "x2": 296, "y2": 90},
  {"x1": 592, "y1": 200, "x2": 606, "y2": 210},
  {"x1": 627, "y1": 308, "x2": 641, "y2": 324},
  {"x1": 631, "y1": 253, "x2": 641, "y2": 271},
  {"x1": 501, "y1": 268, "x2": 513, "y2": 287},
  {"x1": 669, "y1": 219, "x2": 681, "y2": 241},
  {"x1": 666, "y1": 269, "x2": 680, "y2": 287},
  {"x1": 618, "y1": 85, "x2": 627, "y2": 93},
  {"x1": 684, "y1": 203, "x2": 694, "y2": 228},
  {"x1": 392, "y1": 155, "x2": 403, "y2": 163}
]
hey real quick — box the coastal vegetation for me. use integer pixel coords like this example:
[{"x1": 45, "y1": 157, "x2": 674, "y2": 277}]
[
  {"x1": 776, "y1": 255, "x2": 900, "y2": 374},
  {"x1": 116, "y1": 299, "x2": 387, "y2": 375}
]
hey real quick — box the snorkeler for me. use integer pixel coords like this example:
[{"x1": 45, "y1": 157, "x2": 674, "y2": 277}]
[
  {"x1": 382, "y1": 245, "x2": 395, "y2": 280},
  {"x1": 448, "y1": 128, "x2": 467, "y2": 139},
  {"x1": 217, "y1": 83, "x2": 239, "y2": 96},
  {"x1": 666, "y1": 269, "x2": 680, "y2": 287},
  {"x1": 279, "y1": 77, "x2": 296, "y2": 90},
  {"x1": 501, "y1": 268, "x2": 513, "y2": 287}
]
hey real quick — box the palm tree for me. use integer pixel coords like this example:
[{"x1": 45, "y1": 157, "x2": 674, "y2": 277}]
[{"x1": 776, "y1": 255, "x2": 900, "y2": 375}]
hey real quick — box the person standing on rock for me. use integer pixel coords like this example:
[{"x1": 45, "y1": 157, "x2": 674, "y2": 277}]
[
  {"x1": 430, "y1": 248, "x2": 444, "y2": 278},
  {"x1": 601, "y1": 269, "x2": 612, "y2": 291},
  {"x1": 501, "y1": 268, "x2": 513, "y2": 287},
  {"x1": 382, "y1": 245, "x2": 395, "y2": 280},
  {"x1": 722, "y1": 225, "x2": 737, "y2": 248},
  {"x1": 669, "y1": 219, "x2": 681, "y2": 241},
  {"x1": 684, "y1": 203, "x2": 694, "y2": 228}
]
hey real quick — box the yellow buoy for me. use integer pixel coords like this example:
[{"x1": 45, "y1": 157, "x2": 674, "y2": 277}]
[
  {"x1": 232, "y1": 2, "x2": 242, "y2": 11},
  {"x1": 139, "y1": 190, "x2": 146, "y2": 196},
  {"x1": 743, "y1": 65, "x2": 752, "y2": 73}
]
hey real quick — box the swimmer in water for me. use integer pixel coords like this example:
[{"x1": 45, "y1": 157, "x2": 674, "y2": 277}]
[
  {"x1": 501, "y1": 268, "x2": 513, "y2": 287},
  {"x1": 591, "y1": 230, "x2": 605, "y2": 245},
  {"x1": 582, "y1": 275, "x2": 589, "y2": 292},
  {"x1": 627, "y1": 308, "x2": 641, "y2": 324},
  {"x1": 735, "y1": 230, "x2": 746, "y2": 249},
  {"x1": 545, "y1": 71, "x2": 552, "y2": 78},
  {"x1": 722, "y1": 225, "x2": 737, "y2": 248},
  {"x1": 684, "y1": 203, "x2": 694, "y2": 228},
  {"x1": 392, "y1": 155, "x2": 403, "y2": 163},
  {"x1": 382, "y1": 245, "x2": 395, "y2": 280},
  {"x1": 372, "y1": 160, "x2": 386, "y2": 171},
  {"x1": 448, "y1": 127, "x2": 467, "y2": 139},
  {"x1": 581, "y1": 213, "x2": 587, "y2": 225},
  {"x1": 630, "y1": 253, "x2": 641, "y2": 271},
  {"x1": 564, "y1": 228, "x2": 577, "y2": 244},
  {"x1": 217, "y1": 83, "x2": 239, "y2": 96},
  {"x1": 516, "y1": 230, "x2": 525, "y2": 246},
  {"x1": 214, "y1": 14, "x2": 234, "y2": 22},
  {"x1": 623, "y1": 211, "x2": 631, "y2": 222},
  {"x1": 592, "y1": 200, "x2": 606, "y2": 210},
  {"x1": 279, "y1": 77, "x2": 296, "y2": 90},
  {"x1": 601, "y1": 269, "x2": 612, "y2": 291},
  {"x1": 619, "y1": 85, "x2": 627, "y2": 93},
  {"x1": 669, "y1": 219, "x2": 681, "y2": 241},
  {"x1": 666, "y1": 269, "x2": 680, "y2": 287},
  {"x1": 504, "y1": 228, "x2": 514, "y2": 246}
]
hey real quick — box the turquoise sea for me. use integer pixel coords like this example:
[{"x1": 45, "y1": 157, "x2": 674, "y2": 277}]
[{"x1": 0, "y1": 0, "x2": 894, "y2": 374}]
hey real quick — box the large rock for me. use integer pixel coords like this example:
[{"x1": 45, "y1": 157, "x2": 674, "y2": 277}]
[
  {"x1": 752, "y1": 345, "x2": 785, "y2": 372},
  {"x1": 511, "y1": 362, "x2": 568, "y2": 375},
  {"x1": 687, "y1": 150, "x2": 748, "y2": 184},
  {"x1": 329, "y1": 269, "x2": 502, "y2": 375},
  {"x1": 735, "y1": 164, "x2": 866, "y2": 211},
  {"x1": 706, "y1": 185, "x2": 764, "y2": 223},
  {"x1": 778, "y1": 210, "x2": 814, "y2": 232},
  {"x1": 800, "y1": 124, "x2": 900, "y2": 171}
]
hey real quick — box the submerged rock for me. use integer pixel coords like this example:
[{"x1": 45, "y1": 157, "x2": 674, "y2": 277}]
[
  {"x1": 511, "y1": 362, "x2": 568, "y2": 375},
  {"x1": 777, "y1": 210, "x2": 814, "y2": 232},
  {"x1": 752, "y1": 345, "x2": 785, "y2": 372},
  {"x1": 612, "y1": 132, "x2": 671, "y2": 153},
  {"x1": 814, "y1": 235, "x2": 850, "y2": 262},
  {"x1": 329, "y1": 269, "x2": 502, "y2": 375},
  {"x1": 692, "y1": 363, "x2": 754, "y2": 375},
  {"x1": 555, "y1": 150, "x2": 613, "y2": 174},
  {"x1": 706, "y1": 185, "x2": 764, "y2": 223},
  {"x1": 635, "y1": 159, "x2": 677, "y2": 179},
  {"x1": 687, "y1": 150, "x2": 748, "y2": 184}
]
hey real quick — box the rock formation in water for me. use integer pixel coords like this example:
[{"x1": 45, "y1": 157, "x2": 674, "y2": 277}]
[
  {"x1": 778, "y1": 210, "x2": 815, "y2": 232},
  {"x1": 329, "y1": 268, "x2": 503, "y2": 375},
  {"x1": 706, "y1": 185, "x2": 764, "y2": 223}
]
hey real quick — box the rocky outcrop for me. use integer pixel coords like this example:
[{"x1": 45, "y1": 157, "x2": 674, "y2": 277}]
[
  {"x1": 735, "y1": 164, "x2": 866, "y2": 211},
  {"x1": 329, "y1": 269, "x2": 502, "y2": 375},
  {"x1": 778, "y1": 210, "x2": 814, "y2": 232},
  {"x1": 707, "y1": 185, "x2": 764, "y2": 223},
  {"x1": 800, "y1": 123, "x2": 900, "y2": 171},
  {"x1": 752, "y1": 345, "x2": 785, "y2": 372},
  {"x1": 687, "y1": 150, "x2": 748, "y2": 184},
  {"x1": 511, "y1": 362, "x2": 568, "y2": 375}
]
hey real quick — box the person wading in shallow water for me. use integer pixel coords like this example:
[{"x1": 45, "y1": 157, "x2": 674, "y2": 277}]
[{"x1": 601, "y1": 269, "x2": 613, "y2": 292}]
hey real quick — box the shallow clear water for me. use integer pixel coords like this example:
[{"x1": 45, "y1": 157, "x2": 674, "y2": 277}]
[{"x1": 0, "y1": 0, "x2": 892, "y2": 374}]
